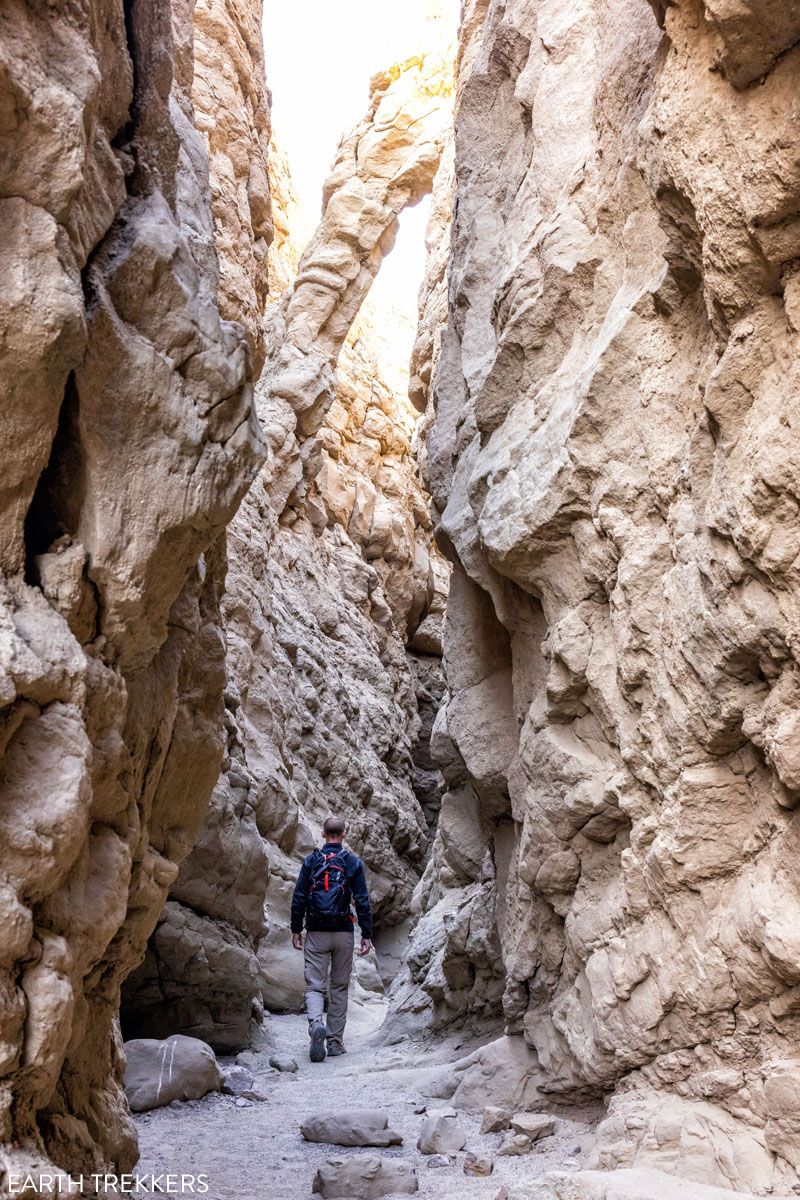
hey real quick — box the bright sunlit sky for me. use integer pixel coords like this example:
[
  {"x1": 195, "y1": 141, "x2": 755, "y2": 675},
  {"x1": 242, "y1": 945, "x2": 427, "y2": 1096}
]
[{"x1": 262, "y1": 0, "x2": 457, "y2": 375}]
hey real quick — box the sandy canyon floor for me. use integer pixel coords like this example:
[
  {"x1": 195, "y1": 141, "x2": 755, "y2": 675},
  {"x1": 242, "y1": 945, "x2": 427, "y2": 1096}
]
[{"x1": 135, "y1": 1000, "x2": 595, "y2": 1199}]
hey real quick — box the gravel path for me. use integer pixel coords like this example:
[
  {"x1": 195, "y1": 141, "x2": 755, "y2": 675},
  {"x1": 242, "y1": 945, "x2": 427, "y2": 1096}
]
[{"x1": 135, "y1": 998, "x2": 592, "y2": 1199}]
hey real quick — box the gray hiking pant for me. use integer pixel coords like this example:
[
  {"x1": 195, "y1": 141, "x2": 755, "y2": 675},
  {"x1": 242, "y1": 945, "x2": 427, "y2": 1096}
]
[{"x1": 304, "y1": 929, "x2": 354, "y2": 1041}]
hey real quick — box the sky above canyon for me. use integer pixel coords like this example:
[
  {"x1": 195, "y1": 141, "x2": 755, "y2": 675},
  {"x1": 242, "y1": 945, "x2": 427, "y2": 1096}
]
[{"x1": 263, "y1": 0, "x2": 457, "y2": 380}]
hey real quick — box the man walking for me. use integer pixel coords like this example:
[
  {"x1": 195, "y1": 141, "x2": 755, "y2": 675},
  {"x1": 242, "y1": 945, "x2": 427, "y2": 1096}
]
[{"x1": 290, "y1": 816, "x2": 373, "y2": 1062}]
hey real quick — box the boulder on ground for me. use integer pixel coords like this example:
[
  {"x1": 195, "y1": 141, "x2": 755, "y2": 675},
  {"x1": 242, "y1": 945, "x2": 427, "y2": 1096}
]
[
  {"x1": 259, "y1": 933, "x2": 307, "y2": 1012},
  {"x1": 450, "y1": 1036, "x2": 541, "y2": 1112},
  {"x1": 222, "y1": 1065, "x2": 254, "y2": 1095},
  {"x1": 417, "y1": 1067, "x2": 460, "y2": 1099},
  {"x1": 236, "y1": 1049, "x2": 269, "y2": 1071},
  {"x1": 417, "y1": 1111, "x2": 467, "y2": 1154},
  {"x1": 124, "y1": 1035, "x2": 222, "y2": 1112},
  {"x1": 426, "y1": 1154, "x2": 454, "y2": 1169},
  {"x1": 481, "y1": 1106, "x2": 512, "y2": 1134},
  {"x1": 270, "y1": 1054, "x2": 298, "y2": 1073},
  {"x1": 497, "y1": 1132, "x2": 533, "y2": 1156},
  {"x1": 355, "y1": 952, "x2": 386, "y2": 994},
  {"x1": 510, "y1": 1112, "x2": 555, "y2": 1141},
  {"x1": 312, "y1": 1155, "x2": 418, "y2": 1198},
  {"x1": 464, "y1": 1151, "x2": 494, "y2": 1176},
  {"x1": 301, "y1": 1110, "x2": 403, "y2": 1147}
]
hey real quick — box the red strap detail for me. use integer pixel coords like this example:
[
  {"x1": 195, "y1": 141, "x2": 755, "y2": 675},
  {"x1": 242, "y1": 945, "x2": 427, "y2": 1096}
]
[{"x1": 324, "y1": 872, "x2": 329, "y2": 891}]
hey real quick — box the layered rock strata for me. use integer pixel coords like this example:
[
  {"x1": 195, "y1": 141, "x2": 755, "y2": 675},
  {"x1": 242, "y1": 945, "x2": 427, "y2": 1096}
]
[
  {"x1": 124, "y1": 52, "x2": 454, "y2": 1045},
  {"x1": 0, "y1": 0, "x2": 265, "y2": 1180},
  {"x1": 408, "y1": 0, "x2": 800, "y2": 1194}
]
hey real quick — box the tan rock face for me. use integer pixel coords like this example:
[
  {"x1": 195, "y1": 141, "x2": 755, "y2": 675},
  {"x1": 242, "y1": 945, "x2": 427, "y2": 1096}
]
[
  {"x1": 408, "y1": 137, "x2": 454, "y2": 417},
  {"x1": 0, "y1": 0, "x2": 129, "y2": 577},
  {"x1": 192, "y1": 0, "x2": 273, "y2": 373},
  {"x1": 413, "y1": 0, "x2": 800, "y2": 1193},
  {"x1": 260, "y1": 51, "x2": 454, "y2": 495},
  {"x1": 0, "y1": 0, "x2": 264, "y2": 1178}
]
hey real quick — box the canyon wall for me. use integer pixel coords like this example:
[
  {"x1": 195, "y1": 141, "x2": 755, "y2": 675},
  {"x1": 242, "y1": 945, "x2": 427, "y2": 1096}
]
[
  {"x1": 409, "y1": 0, "x2": 800, "y2": 1194},
  {"x1": 123, "y1": 51, "x2": 454, "y2": 1048},
  {"x1": 0, "y1": 0, "x2": 268, "y2": 1181},
  {"x1": 192, "y1": 0, "x2": 272, "y2": 373}
]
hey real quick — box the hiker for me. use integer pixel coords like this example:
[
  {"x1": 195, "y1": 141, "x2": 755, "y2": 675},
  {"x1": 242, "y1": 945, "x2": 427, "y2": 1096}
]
[{"x1": 290, "y1": 815, "x2": 373, "y2": 1062}]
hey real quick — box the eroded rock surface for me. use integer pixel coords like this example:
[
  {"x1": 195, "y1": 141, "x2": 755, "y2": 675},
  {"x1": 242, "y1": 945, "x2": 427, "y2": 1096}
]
[
  {"x1": 0, "y1": 0, "x2": 264, "y2": 1179},
  {"x1": 192, "y1": 0, "x2": 272, "y2": 372},
  {"x1": 407, "y1": 0, "x2": 800, "y2": 1194}
]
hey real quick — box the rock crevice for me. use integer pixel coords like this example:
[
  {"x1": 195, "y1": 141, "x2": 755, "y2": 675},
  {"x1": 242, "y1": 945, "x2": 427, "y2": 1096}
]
[{"x1": 122, "y1": 46, "x2": 455, "y2": 1050}]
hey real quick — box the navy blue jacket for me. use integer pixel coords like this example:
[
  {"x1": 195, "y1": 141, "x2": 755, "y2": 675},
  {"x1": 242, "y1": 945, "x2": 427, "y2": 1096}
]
[{"x1": 291, "y1": 843, "x2": 373, "y2": 939}]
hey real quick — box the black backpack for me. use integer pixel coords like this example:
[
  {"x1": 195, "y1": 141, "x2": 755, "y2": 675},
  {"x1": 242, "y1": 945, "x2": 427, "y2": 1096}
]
[{"x1": 307, "y1": 848, "x2": 353, "y2": 925}]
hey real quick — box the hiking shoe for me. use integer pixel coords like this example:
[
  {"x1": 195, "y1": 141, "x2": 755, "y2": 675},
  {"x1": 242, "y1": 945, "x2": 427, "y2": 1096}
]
[
  {"x1": 309, "y1": 1019, "x2": 327, "y2": 1063},
  {"x1": 326, "y1": 1039, "x2": 346, "y2": 1057}
]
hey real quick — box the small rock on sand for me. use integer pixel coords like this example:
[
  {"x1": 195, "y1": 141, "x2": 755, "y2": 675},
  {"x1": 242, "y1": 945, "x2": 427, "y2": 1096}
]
[
  {"x1": 417, "y1": 1112, "x2": 466, "y2": 1155},
  {"x1": 301, "y1": 1110, "x2": 403, "y2": 1147},
  {"x1": 223, "y1": 1065, "x2": 254, "y2": 1095},
  {"x1": 312, "y1": 1155, "x2": 418, "y2": 1198},
  {"x1": 481, "y1": 1106, "x2": 511, "y2": 1134},
  {"x1": 497, "y1": 1132, "x2": 532, "y2": 1157},
  {"x1": 509, "y1": 1113, "x2": 555, "y2": 1141},
  {"x1": 464, "y1": 1151, "x2": 494, "y2": 1176},
  {"x1": 270, "y1": 1054, "x2": 299, "y2": 1073}
]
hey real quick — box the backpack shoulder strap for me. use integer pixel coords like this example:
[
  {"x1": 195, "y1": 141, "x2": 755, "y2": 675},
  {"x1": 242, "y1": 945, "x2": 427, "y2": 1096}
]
[
  {"x1": 336, "y1": 849, "x2": 354, "y2": 881},
  {"x1": 341, "y1": 849, "x2": 359, "y2": 874}
]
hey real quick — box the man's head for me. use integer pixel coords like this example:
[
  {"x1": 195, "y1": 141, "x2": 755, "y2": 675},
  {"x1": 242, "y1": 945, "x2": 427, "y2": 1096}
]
[{"x1": 323, "y1": 815, "x2": 346, "y2": 843}]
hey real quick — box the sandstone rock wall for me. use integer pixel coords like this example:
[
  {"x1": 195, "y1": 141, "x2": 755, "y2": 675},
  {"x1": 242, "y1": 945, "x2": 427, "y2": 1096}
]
[
  {"x1": 0, "y1": 0, "x2": 265, "y2": 1180},
  {"x1": 118, "y1": 0, "x2": 275, "y2": 1056},
  {"x1": 192, "y1": 0, "x2": 273, "y2": 372},
  {"x1": 261, "y1": 51, "x2": 454, "y2": 508},
  {"x1": 124, "y1": 53, "x2": 455, "y2": 1048},
  {"x1": 410, "y1": 0, "x2": 800, "y2": 1193}
]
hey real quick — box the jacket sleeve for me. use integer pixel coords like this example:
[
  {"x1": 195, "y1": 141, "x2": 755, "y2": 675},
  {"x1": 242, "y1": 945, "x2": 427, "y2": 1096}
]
[
  {"x1": 349, "y1": 855, "x2": 373, "y2": 940},
  {"x1": 290, "y1": 858, "x2": 311, "y2": 934}
]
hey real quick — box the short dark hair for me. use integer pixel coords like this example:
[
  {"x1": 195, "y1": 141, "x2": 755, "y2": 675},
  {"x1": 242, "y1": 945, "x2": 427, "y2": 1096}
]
[{"x1": 323, "y1": 816, "x2": 346, "y2": 839}]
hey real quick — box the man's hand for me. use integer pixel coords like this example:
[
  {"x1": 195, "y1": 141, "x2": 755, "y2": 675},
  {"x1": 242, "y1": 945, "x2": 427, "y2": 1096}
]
[
  {"x1": 359, "y1": 937, "x2": 372, "y2": 957},
  {"x1": 292, "y1": 932, "x2": 303, "y2": 951}
]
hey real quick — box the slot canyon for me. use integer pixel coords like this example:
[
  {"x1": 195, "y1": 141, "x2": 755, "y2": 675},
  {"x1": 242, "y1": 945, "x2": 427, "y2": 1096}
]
[{"x1": 1, "y1": 0, "x2": 800, "y2": 1198}]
